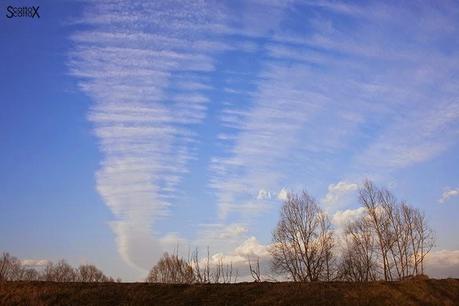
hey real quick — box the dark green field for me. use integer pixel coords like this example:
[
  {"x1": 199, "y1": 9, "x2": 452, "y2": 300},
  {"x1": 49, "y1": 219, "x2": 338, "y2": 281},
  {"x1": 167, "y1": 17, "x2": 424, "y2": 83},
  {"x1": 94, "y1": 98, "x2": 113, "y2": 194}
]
[{"x1": 1, "y1": 279, "x2": 459, "y2": 306}]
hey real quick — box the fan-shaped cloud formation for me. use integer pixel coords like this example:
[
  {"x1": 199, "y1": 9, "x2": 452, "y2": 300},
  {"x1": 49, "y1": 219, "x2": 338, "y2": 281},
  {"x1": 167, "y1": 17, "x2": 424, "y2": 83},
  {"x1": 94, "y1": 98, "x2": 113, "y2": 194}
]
[{"x1": 70, "y1": 0, "x2": 227, "y2": 270}]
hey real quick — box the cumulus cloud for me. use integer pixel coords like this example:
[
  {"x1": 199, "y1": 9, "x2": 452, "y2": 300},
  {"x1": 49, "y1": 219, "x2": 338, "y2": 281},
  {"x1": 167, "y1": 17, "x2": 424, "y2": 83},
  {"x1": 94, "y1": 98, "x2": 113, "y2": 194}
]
[
  {"x1": 233, "y1": 236, "x2": 271, "y2": 258},
  {"x1": 207, "y1": 237, "x2": 273, "y2": 281},
  {"x1": 277, "y1": 188, "x2": 289, "y2": 201},
  {"x1": 439, "y1": 188, "x2": 459, "y2": 203},
  {"x1": 210, "y1": 237, "x2": 270, "y2": 264},
  {"x1": 322, "y1": 181, "x2": 358, "y2": 207},
  {"x1": 425, "y1": 249, "x2": 459, "y2": 278},
  {"x1": 20, "y1": 259, "x2": 50, "y2": 267},
  {"x1": 331, "y1": 207, "x2": 366, "y2": 230},
  {"x1": 256, "y1": 189, "x2": 272, "y2": 200}
]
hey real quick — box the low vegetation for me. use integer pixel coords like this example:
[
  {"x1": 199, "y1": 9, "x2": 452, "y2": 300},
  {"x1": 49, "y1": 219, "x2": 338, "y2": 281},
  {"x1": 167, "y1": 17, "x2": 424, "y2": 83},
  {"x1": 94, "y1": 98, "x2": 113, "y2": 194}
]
[{"x1": 1, "y1": 279, "x2": 458, "y2": 306}]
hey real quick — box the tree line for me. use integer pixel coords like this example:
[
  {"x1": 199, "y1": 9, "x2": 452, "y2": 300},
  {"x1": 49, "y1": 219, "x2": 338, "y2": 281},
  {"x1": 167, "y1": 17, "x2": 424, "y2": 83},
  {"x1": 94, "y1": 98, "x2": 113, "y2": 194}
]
[
  {"x1": 0, "y1": 253, "x2": 119, "y2": 282},
  {"x1": 1, "y1": 180, "x2": 434, "y2": 283},
  {"x1": 271, "y1": 180, "x2": 434, "y2": 282},
  {"x1": 147, "y1": 180, "x2": 434, "y2": 283}
]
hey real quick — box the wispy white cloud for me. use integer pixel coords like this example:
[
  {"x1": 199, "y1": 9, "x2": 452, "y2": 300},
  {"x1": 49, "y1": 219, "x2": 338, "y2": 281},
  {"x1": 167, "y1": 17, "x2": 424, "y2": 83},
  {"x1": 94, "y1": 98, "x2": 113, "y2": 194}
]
[
  {"x1": 356, "y1": 101, "x2": 459, "y2": 171},
  {"x1": 218, "y1": 224, "x2": 249, "y2": 239},
  {"x1": 439, "y1": 188, "x2": 459, "y2": 204},
  {"x1": 69, "y1": 0, "x2": 459, "y2": 279},
  {"x1": 210, "y1": 62, "x2": 332, "y2": 218},
  {"x1": 211, "y1": 0, "x2": 459, "y2": 227}
]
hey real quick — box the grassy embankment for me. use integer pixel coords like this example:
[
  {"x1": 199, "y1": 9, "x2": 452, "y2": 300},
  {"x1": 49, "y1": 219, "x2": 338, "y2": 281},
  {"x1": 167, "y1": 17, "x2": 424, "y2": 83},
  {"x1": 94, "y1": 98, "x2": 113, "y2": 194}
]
[{"x1": 1, "y1": 279, "x2": 458, "y2": 306}]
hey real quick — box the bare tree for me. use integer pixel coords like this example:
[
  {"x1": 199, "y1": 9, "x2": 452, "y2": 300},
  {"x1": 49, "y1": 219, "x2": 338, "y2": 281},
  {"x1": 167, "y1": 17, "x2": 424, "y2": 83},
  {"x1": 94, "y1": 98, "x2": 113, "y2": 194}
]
[
  {"x1": 0, "y1": 252, "x2": 22, "y2": 281},
  {"x1": 20, "y1": 268, "x2": 40, "y2": 281},
  {"x1": 0, "y1": 253, "x2": 10, "y2": 281},
  {"x1": 338, "y1": 218, "x2": 378, "y2": 282},
  {"x1": 44, "y1": 260, "x2": 77, "y2": 282},
  {"x1": 270, "y1": 191, "x2": 335, "y2": 282},
  {"x1": 386, "y1": 202, "x2": 434, "y2": 279},
  {"x1": 146, "y1": 252, "x2": 195, "y2": 284},
  {"x1": 411, "y1": 206, "x2": 434, "y2": 275},
  {"x1": 214, "y1": 257, "x2": 238, "y2": 283},
  {"x1": 77, "y1": 264, "x2": 110, "y2": 282},
  {"x1": 248, "y1": 256, "x2": 262, "y2": 282},
  {"x1": 190, "y1": 247, "x2": 238, "y2": 284},
  {"x1": 340, "y1": 180, "x2": 435, "y2": 281},
  {"x1": 191, "y1": 247, "x2": 211, "y2": 284},
  {"x1": 359, "y1": 180, "x2": 393, "y2": 281}
]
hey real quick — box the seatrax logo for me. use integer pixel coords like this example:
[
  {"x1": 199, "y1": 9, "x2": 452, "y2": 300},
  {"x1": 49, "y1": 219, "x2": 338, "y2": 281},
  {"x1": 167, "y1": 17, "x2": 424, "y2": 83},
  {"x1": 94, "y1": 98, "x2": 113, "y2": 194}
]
[{"x1": 6, "y1": 6, "x2": 40, "y2": 18}]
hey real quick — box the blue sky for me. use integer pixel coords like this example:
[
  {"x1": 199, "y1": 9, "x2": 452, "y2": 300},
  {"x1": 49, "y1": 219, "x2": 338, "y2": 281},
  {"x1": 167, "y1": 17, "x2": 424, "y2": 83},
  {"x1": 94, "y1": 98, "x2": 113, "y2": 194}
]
[{"x1": 1, "y1": 0, "x2": 459, "y2": 280}]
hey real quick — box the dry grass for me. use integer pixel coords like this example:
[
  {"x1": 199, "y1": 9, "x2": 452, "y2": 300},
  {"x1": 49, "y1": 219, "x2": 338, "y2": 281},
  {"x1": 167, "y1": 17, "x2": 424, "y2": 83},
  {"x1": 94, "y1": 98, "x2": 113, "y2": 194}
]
[{"x1": 1, "y1": 279, "x2": 458, "y2": 306}]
